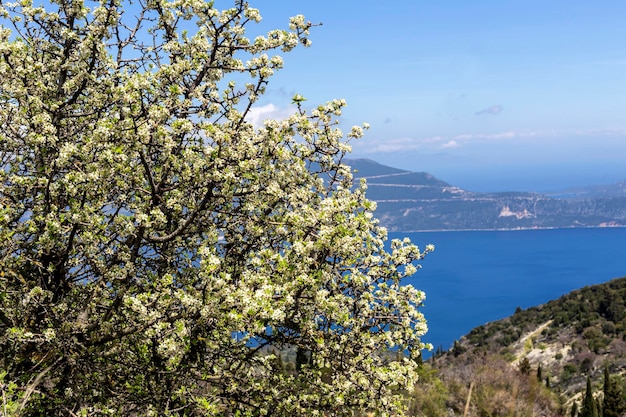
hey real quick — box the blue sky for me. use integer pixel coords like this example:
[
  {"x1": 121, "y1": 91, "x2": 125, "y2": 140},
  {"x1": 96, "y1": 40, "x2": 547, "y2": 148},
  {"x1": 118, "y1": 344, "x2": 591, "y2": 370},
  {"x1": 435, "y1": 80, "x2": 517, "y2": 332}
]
[{"x1": 243, "y1": 1, "x2": 626, "y2": 191}]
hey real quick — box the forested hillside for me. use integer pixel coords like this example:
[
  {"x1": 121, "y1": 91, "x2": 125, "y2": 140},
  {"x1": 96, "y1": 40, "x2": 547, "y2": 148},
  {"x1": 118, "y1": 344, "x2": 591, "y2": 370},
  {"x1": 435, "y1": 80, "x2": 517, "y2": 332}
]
[{"x1": 405, "y1": 277, "x2": 626, "y2": 416}]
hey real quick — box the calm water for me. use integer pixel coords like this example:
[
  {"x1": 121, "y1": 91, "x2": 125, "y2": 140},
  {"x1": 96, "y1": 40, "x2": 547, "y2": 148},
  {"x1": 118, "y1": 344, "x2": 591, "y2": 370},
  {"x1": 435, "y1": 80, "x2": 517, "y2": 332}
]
[{"x1": 390, "y1": 228, "x2": 626, "y2": 352}]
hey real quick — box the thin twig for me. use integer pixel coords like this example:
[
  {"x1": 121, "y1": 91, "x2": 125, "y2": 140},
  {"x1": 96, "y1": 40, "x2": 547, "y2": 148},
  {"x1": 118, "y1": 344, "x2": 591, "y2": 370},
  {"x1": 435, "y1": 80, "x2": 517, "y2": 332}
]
[{"x1": 18, "y1": 356, "x2": 62, "y2": 414}]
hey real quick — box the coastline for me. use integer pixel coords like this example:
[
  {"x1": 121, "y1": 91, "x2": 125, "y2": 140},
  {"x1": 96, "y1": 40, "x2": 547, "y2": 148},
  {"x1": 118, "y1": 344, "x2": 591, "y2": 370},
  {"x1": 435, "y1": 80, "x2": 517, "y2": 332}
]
[
  {"x1": 386, "y1": 224, "x2": 626, "y2": 234},
  {"x1": 395, "y1": 227, "x2": 626, "y2": 352}
]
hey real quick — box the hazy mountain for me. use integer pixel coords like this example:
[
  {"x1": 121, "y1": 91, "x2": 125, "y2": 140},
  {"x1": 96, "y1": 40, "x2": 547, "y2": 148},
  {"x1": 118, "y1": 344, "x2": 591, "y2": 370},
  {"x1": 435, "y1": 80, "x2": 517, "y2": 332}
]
[
  {"x1": 346, "y1": 158, "x2": 626, "y2": 231},
  {"x1": 547, "y1": 181, "x2": 626, "y2": 199}
]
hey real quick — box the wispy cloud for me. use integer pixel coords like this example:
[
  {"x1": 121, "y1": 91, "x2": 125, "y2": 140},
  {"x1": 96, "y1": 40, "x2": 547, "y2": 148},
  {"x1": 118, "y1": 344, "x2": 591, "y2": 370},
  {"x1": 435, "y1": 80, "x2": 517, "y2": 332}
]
[
  {"x1": 475, "y1": 104, "x2": 503, "y2": 116},
  {"x1": 358, "y1": 129, "x2": 555, "y2": 153},
  {"x1": 363, "y1": 137, "x2": 424, "y2": 153},
  {"x1": 574, "y1": 127, "x2": 626, "y2": 137},
  {"x1": 453, "y1": 131, "x2": 529, "y2": 141},
  {"x1": 441, "y1": 140, "x2": 459, "y2": 148}
]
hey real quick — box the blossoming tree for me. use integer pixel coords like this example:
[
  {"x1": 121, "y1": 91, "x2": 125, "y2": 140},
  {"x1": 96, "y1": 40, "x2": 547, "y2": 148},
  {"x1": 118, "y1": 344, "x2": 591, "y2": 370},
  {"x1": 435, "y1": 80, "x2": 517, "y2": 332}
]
[{"x1": 0, "y1": 0, "x2": 432, "y2": 415}]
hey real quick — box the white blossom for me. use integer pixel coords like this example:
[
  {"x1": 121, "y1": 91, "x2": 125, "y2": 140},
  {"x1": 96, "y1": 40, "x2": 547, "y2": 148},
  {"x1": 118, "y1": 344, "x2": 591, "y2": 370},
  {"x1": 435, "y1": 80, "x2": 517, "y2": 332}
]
[{"x1": 0, "y1": 1, "x2": 431, "y2": 415}]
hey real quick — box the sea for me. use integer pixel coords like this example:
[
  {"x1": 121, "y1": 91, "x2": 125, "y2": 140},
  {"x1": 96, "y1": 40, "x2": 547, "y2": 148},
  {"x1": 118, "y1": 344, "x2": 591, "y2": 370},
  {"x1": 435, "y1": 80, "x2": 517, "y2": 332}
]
[{"x1": 389, "y1": 228, "x2": 626, "y2": 353}]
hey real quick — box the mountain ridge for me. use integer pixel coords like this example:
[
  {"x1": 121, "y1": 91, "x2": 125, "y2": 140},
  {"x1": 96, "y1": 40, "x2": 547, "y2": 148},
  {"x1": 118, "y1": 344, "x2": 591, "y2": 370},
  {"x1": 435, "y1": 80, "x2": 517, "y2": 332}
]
[{"x1": 346, "y1": 158, "x2": 626, "y2": 231}]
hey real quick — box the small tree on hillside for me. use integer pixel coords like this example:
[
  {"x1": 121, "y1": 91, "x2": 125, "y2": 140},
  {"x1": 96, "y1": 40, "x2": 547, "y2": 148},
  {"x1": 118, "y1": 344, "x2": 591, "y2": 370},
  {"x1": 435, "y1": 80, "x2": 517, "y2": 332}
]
[
  {"x1": 602, "y1": 365, "x2": 626, "y2": 417},
  {"x1": 519, "y1": 356, "x2": 531, "y2": 375},
  {"x1": 581, "y1": 376, "x2": 598, "y2": 417},
  {"x1": 0, "y1": 1, "x2": 432, "y2": 415}
]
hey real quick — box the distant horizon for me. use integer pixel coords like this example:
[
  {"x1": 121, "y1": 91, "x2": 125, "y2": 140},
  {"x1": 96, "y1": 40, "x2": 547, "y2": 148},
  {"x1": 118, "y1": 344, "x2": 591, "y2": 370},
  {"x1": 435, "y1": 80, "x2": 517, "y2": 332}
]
[
  {"x1": 347, "y1": 155, "x2": 626, "y2": 194},
  {"x1": 246, "y1": 2, "x2": 626, "y2": 196}
]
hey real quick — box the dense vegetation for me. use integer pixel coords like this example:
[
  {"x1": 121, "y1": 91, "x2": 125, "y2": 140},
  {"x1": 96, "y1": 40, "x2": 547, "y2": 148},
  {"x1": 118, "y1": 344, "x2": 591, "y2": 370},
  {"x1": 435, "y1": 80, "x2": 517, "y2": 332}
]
[
  {"x1": 465, "y1": 276, "x2": 626, "y2": 360},
  {"x1": 408, "y1": 276, "x2": 626, "y2": 417}
]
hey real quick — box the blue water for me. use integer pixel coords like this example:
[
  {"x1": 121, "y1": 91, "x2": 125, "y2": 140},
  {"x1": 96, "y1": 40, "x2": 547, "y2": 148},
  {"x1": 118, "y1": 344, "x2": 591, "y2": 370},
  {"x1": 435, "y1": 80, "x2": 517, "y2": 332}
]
[{"x1": 390, "y1": 228, "x2": 626, "y2": 352}]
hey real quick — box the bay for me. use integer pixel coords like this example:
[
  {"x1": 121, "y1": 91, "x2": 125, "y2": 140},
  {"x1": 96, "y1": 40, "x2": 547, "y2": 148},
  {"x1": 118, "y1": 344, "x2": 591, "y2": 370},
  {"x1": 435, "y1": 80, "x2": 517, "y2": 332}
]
[{"x1": 390, "y1": 228, "x2": 626, "y2": 353}]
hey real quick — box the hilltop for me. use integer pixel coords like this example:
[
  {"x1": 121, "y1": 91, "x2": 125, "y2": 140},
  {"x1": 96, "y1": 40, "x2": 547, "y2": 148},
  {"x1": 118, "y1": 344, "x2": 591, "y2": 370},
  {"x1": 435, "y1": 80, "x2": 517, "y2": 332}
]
[
  {"x1": 347, "y1": 158, "x2": 626, "y2": 231},
  {"x1": 412, "y1": 277, "x2": 626, "y2": 416},
  {"x1": 441, "y1": 276, "x2": 626, "y2": 392}
]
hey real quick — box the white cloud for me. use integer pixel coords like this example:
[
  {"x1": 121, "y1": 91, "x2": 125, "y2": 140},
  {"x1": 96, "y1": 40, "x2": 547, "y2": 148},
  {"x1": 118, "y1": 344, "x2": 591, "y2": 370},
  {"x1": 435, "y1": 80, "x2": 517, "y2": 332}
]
[
  {"x1": 574, "y1": 127, "x2": 626, "y2": 137},
  {"x1": 441, "y1": 140, "x2": 459, "y2": 148},
  {"x1": 453, "y1": 131, "x2": 517, "y2": 141},
  {"x1": 359, "y1": 130, "x2": 550, "y2": 154},
  {"x1": 362, "y1": 137, "x2": 423, "y2": 153},
  {"x1": 245, "y1": 103, "x2": 295, "y2": 128},
  {"x1": 354, "y1": 127, "x2": 626, "y2": 155},
  {"x1": 421, "y1": 135, "x2": 447, "y2": 144}
]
